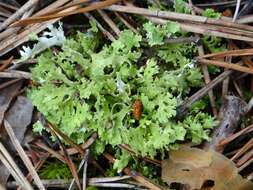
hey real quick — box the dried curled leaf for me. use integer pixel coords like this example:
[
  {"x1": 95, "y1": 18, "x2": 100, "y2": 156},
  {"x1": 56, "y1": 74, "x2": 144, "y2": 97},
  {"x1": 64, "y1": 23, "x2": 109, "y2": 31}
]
[{"x1": 162, "y1": 146, "x2": 253, "y2": 190}]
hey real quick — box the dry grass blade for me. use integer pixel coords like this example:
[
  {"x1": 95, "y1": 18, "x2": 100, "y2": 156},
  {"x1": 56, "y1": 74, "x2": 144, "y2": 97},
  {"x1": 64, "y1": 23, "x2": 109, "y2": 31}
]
[
  {"x1": 18, "y1": 154, "x2": 50, "y2": 190},
  {"x1": 7, "y1": 178, "x2": 141, "y2": 189},
  {"x1": 4, "y1": 120, "x2": 45, "y2": 190},
  {"x1": 197, "y1": 58, "x2": 253, "y2": 75},
  {"x1": 180, "y1": 23, "x2": 253, "y2": 42},
  {"x1": 11, "y1": 0, "x2": 121, "y2": 27}
]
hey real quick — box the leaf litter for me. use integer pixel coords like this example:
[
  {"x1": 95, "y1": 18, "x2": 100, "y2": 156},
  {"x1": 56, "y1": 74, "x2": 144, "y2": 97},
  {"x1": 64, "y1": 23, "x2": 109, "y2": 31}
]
[{"x1": 0, "y1": 0, "x2": 253, "y2": 190}]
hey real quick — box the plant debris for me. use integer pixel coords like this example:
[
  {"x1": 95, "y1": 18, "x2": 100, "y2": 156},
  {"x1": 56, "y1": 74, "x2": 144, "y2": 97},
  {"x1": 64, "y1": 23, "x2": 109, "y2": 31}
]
[
  {"x1": 162, "y1": 146, "x2": 253, "y2": 190},
  {"x1": 1, "y1": 0, "x2": 253, "y2": 189}
]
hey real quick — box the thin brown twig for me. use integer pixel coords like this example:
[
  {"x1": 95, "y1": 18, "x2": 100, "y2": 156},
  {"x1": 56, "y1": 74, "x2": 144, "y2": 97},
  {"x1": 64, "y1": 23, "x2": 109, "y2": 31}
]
[
  {"x1": 221, "y1": 45, "x2": 232, "y2": 99},
  {"x1": 233, "y1": 80, "x2": 243, "y2": 97},
  {"x1": 64, "y1": 133, "x2": 97, "y2": 155}
]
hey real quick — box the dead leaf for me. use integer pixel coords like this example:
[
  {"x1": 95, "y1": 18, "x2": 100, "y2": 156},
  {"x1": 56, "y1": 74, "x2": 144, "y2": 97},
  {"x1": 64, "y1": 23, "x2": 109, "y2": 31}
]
[
  {"x1": 0, "y1": 81, "x2": 23, "y2": 126},
  {"x1": 0, "y1": 81, "x2": 23, "y2": 185},
  {"x1": 162, "y1": 146, "x2": 253, "y2": 190}
]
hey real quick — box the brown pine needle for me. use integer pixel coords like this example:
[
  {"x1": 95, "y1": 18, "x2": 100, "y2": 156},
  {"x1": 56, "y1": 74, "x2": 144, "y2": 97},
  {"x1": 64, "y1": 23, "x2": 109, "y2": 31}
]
[
  {"x1": 11, "y1": 0, "x2": 121, "y2": 27},
  {"x1": 199, "y1": 48, "x2": 253, "y2": 59},
  {"x1": 197, "y1": 58, "x2": 253, "y2": 75}
]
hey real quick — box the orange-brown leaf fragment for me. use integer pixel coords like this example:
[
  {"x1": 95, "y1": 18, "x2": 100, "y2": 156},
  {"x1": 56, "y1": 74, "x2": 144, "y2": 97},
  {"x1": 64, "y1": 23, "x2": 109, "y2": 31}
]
[
  {"x1": 132, "y1": 100, "x2": 142, "y2": 120},
  {"x1": 162, "y1": 146, "x2": 253, "y2": 190}
]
